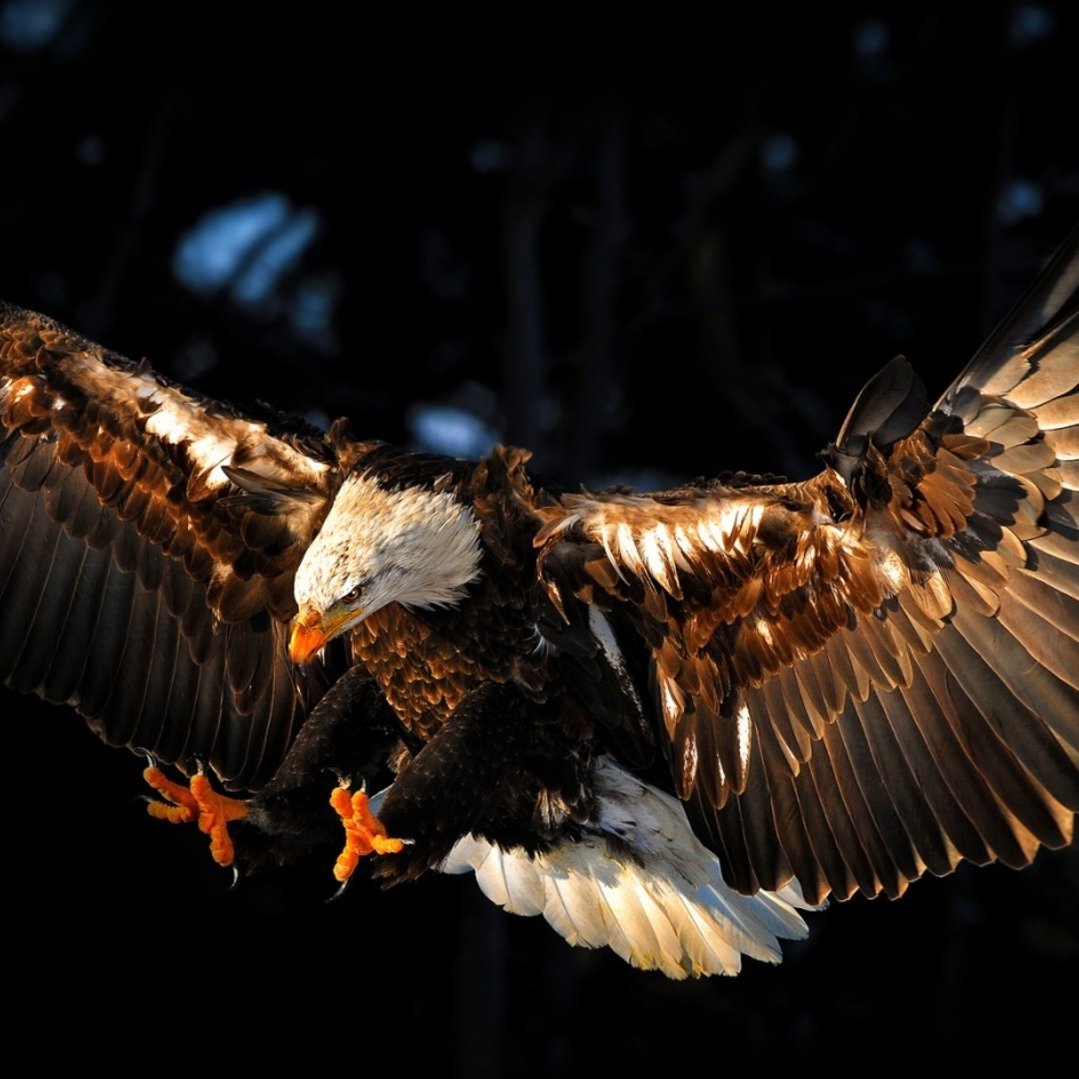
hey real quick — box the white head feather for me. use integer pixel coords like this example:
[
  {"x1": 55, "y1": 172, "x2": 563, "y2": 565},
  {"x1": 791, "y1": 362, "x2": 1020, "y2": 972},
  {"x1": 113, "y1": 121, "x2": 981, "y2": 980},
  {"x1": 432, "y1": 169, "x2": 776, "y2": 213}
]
[{"x1": 294, "y1": 471, "x2": 483, "y2": 620}]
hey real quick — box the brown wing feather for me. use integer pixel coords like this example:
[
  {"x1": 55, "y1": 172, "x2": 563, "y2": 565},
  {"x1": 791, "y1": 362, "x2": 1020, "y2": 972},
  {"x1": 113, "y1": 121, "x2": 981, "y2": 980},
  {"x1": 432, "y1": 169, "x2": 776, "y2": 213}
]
[
  {"x1": 536, "y1": 230, "x2": 1079, "y2": 903},
  {"x1": 0, "y1": 302, "x2": 341, "y2": 789}
]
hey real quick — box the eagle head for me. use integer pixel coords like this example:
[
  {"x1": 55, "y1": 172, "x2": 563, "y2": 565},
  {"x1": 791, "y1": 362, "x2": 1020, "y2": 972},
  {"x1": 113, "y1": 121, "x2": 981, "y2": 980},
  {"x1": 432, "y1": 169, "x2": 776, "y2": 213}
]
[{"x1": 288, "y1": 472, "x2": 483, "y2": 664}]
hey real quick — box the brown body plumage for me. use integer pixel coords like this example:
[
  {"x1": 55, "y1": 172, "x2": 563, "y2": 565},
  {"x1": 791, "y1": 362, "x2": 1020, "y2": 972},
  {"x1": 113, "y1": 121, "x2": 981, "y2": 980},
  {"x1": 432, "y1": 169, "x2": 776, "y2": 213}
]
[
  {"x1": 346, "y1": 447, "x2": 553, "y2": 740},
  {"x1": 1, "y1": 228, "x2": 1076, "y2": 976}
]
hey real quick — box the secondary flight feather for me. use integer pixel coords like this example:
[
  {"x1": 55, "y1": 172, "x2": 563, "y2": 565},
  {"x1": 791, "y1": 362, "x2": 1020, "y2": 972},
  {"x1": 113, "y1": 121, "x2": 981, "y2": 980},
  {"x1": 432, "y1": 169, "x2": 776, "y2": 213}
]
[{"x1": 1, "y1": 228, "x2": 1076, "y2": 978}]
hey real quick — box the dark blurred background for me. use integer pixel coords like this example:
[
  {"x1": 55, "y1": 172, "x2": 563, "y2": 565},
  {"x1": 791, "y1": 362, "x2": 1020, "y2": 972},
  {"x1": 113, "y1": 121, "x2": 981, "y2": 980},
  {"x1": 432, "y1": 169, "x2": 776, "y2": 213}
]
[{"x1": 2, "y1": 2, "x2": 1076, "y2": 1072}]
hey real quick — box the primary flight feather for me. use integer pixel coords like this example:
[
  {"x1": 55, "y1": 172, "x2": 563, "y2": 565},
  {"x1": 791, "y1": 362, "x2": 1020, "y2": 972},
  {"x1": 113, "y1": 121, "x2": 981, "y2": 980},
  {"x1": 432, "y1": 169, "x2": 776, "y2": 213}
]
[{"x1": 1, "y1": 228, "x2": 1076, "y2": 978}]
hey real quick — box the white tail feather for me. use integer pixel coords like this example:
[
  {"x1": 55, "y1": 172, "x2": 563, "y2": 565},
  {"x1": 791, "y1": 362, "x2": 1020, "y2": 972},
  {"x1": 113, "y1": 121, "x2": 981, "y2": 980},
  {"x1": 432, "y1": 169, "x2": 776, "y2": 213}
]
[{"x1": 438, "y1": 757, "x2": 814, "y2": 979}]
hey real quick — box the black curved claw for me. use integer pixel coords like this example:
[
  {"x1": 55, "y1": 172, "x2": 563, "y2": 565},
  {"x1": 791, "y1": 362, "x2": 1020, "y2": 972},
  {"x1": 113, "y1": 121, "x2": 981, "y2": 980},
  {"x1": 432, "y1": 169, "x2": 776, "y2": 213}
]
[{"x1": 324, "y1": 765, "x2": 350, "y2": 788}]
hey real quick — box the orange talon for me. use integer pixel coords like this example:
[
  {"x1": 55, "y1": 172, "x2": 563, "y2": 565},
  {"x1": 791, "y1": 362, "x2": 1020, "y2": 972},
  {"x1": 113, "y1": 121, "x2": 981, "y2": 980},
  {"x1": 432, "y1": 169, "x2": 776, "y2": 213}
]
[
  {"x1": 143, "y1": 766, "x2": 248, "y2": 867},
  {"x1": 330, "y1": 786, "x2": 405, "y2": 883}
]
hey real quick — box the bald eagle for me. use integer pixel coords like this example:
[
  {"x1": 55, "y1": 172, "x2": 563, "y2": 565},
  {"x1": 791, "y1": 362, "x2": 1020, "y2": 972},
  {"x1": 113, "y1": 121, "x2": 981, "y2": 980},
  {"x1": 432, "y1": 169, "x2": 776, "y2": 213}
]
[{"x1": 1, "y1": 230, "x2": 1076, "y2": 979}]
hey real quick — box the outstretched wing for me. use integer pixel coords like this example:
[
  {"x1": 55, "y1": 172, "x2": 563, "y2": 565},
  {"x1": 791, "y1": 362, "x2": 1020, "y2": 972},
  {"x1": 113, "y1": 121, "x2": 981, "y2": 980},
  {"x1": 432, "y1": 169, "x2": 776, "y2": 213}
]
[
  {"x1": 0, "y1": 302, "x2": 341, "y2": 789},
  {"x1": 535, "y1": 230, "x2": 1079, "y2": 904}
]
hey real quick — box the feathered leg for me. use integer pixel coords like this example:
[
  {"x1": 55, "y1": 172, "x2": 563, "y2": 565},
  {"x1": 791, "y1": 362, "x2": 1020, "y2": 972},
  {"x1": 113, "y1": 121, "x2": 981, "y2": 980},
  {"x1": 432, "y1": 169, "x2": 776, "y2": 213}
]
[{"x1": 369, "y1": 681, "x2": 595, "y2": 885}]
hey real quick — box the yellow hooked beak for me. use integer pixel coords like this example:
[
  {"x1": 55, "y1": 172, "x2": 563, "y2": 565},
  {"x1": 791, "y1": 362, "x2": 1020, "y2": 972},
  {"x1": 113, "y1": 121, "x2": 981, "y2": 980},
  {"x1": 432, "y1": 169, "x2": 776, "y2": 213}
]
[{"x1": 288, "y1": 604, "x2": 359, "y2": 665}]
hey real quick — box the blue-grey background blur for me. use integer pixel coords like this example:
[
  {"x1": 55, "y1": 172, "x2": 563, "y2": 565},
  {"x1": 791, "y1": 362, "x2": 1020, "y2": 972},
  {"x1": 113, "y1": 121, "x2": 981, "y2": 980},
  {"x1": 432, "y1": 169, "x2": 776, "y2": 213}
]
[{"x1": 2, "y1": 2, "x2": 1076, "y2": 1072}]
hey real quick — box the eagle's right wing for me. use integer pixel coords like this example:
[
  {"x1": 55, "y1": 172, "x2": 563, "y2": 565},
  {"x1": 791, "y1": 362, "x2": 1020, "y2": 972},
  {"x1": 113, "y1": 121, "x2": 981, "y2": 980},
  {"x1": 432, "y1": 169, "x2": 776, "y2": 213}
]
[{"x1": 0, "y1": 303, "x2": 342, "y2": 789}]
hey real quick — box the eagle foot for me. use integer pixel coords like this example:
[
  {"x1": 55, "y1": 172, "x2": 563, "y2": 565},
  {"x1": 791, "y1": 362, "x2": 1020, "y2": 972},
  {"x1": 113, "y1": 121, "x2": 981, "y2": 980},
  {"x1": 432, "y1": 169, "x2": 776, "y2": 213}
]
[
  {"x1": 143, "y1": 766, "x2": 249, "y2": 867},
  {"x1": 329, "y1": 785, "x2": 406, "y2": 884}
]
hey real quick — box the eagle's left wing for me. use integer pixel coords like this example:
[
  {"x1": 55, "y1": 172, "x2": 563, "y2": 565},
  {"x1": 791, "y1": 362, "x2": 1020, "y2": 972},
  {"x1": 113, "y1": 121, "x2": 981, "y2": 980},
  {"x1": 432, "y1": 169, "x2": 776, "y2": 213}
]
[{"x1": 534, "y1": 234, "x2": 1078, "y2": 905}]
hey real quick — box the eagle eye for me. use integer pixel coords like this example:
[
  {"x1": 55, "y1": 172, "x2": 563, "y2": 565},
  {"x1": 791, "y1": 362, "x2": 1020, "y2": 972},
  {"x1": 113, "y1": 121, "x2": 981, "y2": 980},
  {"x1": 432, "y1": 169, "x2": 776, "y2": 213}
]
[{"x1": 341, "y1": 583, "x2": 364, "y2": 605}]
